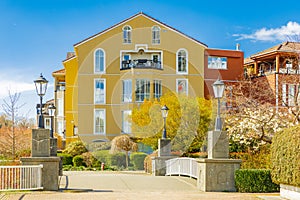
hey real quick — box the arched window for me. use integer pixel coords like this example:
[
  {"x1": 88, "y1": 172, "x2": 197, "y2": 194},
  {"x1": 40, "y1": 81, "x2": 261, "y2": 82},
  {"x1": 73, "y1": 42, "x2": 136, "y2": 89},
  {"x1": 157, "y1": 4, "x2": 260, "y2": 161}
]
[
  {"x1": 94, "y1": 48, "x2": 105, "y2": 73},
  {"x1": 123, "y1": 25, "x2": 132, "y2": 43},
  {"x1": 152, "y1": 26, "x2": 160, "y2": 44},
  {"x1": 176, "y1": 49, "x2": 188, "y2": 74}
]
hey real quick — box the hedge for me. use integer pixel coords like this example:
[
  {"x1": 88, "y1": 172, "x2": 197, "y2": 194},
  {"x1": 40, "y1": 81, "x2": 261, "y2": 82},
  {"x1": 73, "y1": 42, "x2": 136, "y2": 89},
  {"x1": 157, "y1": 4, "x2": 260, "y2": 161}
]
[
  {"x1": 130, "y1": 152, "x2": 147, "y2": 170},
  {"x1": 57, "y1": 153, "x2": 73, "y2": 166},
  {"x1": 93, "y1": 150, "x2": 126, "y2": 168},
  {"x1": 235, "y1": 169, "x2": 279, "y2": 193},
  {"x1": 271, "y1": 125, "x2": 300, "y2": 187},
  {"x1": 73, "y1": 155, "x2": 85, "y2": 167}
]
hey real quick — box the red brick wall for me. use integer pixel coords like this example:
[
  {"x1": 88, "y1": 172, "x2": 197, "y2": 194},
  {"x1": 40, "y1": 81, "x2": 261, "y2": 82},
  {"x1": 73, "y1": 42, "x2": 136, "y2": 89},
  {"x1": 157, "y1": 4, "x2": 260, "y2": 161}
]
[{"x1": 204, "y1": 49, "x2": 244, "y2": 98}]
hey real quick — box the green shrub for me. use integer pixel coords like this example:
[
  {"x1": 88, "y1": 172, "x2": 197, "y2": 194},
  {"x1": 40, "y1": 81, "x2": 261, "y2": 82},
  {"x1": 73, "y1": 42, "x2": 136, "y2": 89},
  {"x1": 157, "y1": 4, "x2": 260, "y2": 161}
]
[
  {"x1": 93, "y1": 150, "x2": 110, "y2": 164},
  {"x1": 93, "y1": 150, "x2": 126, "y2": 168},
  {"x1": 57, "y1": 153, "x2": 73, "y2": 166},
  {"x1": 73, "y1": 155, "x2": 85, "y2": 167},
  {"x1": 63, "y1": 140, "x2": 88, "y2": 157},
  {"x1": 271, "y1": 125, "x2": 300, "y2": 187},
  {"x1": 81, "y1": 152, "x2": 96, "y2": 168},
  {"x1": 108, "y1": 152, "x2": 126, "y2": 167},
  {"x1": 130, "y1": 152, "x2": 147, "y2": 170},
  {"x1": 235, "y1": 169, "x2": 279, "y2": 193}
]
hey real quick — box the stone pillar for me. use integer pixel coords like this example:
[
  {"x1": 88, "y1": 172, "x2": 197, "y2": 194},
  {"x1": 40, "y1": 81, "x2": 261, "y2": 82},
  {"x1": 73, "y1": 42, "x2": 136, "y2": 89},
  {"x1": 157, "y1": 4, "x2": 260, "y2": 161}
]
[
  {"x1": 197, "y1": 158, "x2": 242, "y2": 192},
  {"x1": 50, "y1": 138, "x2": 57, "y2": 157},
  {"x1": 31, "y1": 129, "x2": 50, "y2": 157},
  {"x1": 197, "y1": 130, "x2": 241, "y2": 191},
  {"x1": 158, "y1": 138, "x2": 171, "y2": 157},
  {"x1": 207, "y1": 131, "x2": 229, "y2": 159},
  {"x1": 152, "y1": 138, "x2": 175, "y2": 176},
  {"x1": 21, "y1": 129, "x2": 59, "y2": 191},
  {"x1": 20, "y1": 157, "x2": 60, "y2": 191}
]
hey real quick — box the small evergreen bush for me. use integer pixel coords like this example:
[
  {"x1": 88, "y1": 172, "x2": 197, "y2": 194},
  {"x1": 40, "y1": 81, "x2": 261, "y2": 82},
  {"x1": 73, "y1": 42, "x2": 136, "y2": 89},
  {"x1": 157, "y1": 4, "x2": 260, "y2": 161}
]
[
  {"x1": 73, "y1": 155, "x2": 85, "y2": 167},
  {"x1": 93, "y1": 150, "x2": 110, "y2": 164},
  {"x1": 130, "y1": 152, "x2": 147, "y2": 170},
  {"x1": 108, "y1": 152, "x2": 126, "y2": 167},
  {"x1": 57, "y1": 153, "x2": 73, "y2": 166},
  {"x1": 63, "y1": 140, "x2": 88, "y2": 157},
  {"x1": 235, "y1": 169, "x2": 279, "y2": 193}
]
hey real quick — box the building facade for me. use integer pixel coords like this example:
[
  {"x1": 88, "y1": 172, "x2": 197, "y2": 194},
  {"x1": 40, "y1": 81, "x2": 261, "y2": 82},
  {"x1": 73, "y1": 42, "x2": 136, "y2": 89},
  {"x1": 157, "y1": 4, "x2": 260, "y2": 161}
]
[
  {"x1": 244, "y1": 42, "x2": 300, "y2": 108},
  {"x1": 52, "y1": 12, "x2": 244, "y2": 146}
]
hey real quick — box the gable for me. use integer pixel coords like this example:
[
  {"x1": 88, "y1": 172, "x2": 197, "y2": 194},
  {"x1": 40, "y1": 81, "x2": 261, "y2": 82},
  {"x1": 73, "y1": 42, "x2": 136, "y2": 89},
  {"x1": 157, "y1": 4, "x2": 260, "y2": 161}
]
[{"x1": 74, "y1": 12, "x2": 207, "y2": 48}]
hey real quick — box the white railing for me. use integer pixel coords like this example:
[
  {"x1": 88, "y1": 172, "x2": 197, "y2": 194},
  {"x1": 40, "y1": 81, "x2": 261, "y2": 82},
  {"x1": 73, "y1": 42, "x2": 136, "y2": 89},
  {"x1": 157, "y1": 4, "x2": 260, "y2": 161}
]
[
  {"x1": 0, "y1": 165, "x2": 43, "y2": 191},
  {"x1": 166, "y1": 157, "x2": 198, "y2": 179}
]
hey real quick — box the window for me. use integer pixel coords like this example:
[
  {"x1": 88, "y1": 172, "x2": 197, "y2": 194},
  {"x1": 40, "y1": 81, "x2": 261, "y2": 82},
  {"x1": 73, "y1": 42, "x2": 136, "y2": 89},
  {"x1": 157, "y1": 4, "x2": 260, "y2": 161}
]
[
  {"x1": 135, "y1": 79, "x2": 150, "y2": 102},
  {"x1": 122, "y1": 79, "x2": 132, "y2": 102},
  {"x1": 94, "y1": 49, "x2": 105, "y2": 73},
  {"x1": 57, "y1": 121, "x2": 64, "y2": 135},
  {"x1": 208, "y1": 56, "x2": 227, "y2": 69},
  {"x1": 288, "y1": 84, "x2": 296, "y2": 107},
  {"x1": 94, "y1": 109, "x2": 105, "y2": 135},
  {"x1": 176, "y1": 79, "x2": 188, "y2": 95},
  {"x1": 57, "y1": 98, "x2": 64, "y2": 116},
  {"x1": 152, "y1": 54, "x2": 161, "y2": 69},
  {"x1": 94, "y1": 79, "x2": 106, "y2": 104},
  {"x1": 282, "y1": 84, "x2": 287, "y2": 106},
  {"x1": 153, "y1": 80, "x2": 162, "y2": 99},
  {"x1": 44, "y1": 118, "x2": 51, "y2": 130},
  {"x1": 122, "y1": 110, "x2": 132, "y2": 134},
  {"x1": 177, "y1": 49, "x2": 188, "y2": 74},
  {"x1": 152, "y1": 26, "x2": 160, "y2": 44},
  {"x1": 123, "y1": 25, "x2": 132, "y2": 43}
]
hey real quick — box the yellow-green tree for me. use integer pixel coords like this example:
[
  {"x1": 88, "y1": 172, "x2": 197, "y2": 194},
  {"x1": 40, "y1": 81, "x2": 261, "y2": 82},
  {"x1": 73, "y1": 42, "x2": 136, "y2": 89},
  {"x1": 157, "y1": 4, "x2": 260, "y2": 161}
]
[{"x1": 131, "y1": 92, "x2": 212, "y2": 154}]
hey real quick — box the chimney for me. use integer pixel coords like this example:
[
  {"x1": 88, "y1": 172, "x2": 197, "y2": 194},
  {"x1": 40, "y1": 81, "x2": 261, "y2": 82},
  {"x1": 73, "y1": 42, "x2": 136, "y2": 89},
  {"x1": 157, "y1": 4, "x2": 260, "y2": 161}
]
[{"x1": 236, "y1": 43, "x2": 240, "y2": 51}]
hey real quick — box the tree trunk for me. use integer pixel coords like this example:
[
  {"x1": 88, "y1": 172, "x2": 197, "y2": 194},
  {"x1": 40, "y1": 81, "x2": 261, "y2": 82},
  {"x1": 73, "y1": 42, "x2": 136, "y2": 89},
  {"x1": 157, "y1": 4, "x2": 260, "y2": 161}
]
[{"x1": 125, "y1": 151, "x2": 129, "y2": 169}]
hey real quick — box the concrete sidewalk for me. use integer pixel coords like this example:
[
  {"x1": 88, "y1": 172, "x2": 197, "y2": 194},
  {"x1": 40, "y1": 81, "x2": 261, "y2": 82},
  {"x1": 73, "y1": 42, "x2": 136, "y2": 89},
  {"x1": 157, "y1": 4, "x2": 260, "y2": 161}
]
[{"x1": 1, "y1": 171, "x2": 282, "y2": 200}]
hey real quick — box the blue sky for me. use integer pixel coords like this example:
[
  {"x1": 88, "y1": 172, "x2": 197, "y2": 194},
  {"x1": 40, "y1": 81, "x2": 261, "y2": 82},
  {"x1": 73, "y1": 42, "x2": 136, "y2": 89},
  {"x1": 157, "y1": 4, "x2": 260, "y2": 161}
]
[{"x1": 1, "y1": 0, "x2": 300, "y2": 118}]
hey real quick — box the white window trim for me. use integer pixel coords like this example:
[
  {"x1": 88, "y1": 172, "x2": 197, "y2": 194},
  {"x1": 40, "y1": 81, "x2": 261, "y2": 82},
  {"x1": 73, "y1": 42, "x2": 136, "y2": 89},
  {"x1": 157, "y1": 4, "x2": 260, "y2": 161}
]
[
  {"x1": 176, "y1": 48, "x2": 188, "y2": 74},
  {"x1": 282, "y1": 84, "x2": 287, "y2": 106},
  {"x1": 122, "y1": 110, "x2": 132, "y2": 134},
  {"x1": 135, "y1": 79, "x2": 150, "y2": 102},
  {"x1": 122, "y1": 25, "x2": 132, "y2": 44},
  {"x1": 152, "y1": 26, "x2": 161, "y2": 45},
  {"x1": 94, "y1": 78, "x2": 106, "y2": 104},
  {"x1": 94, "y1": 48, "x2": 106, "y2": 74},
  {"x1": 94, "y1": 109, "x2": 106, "y2": 135},
  {"x1": 122, "y1": 79, "x2": 132, "y2": 103},
  {"x1": 176, "y1": 79, "x2": 188, "y2": 95},
  {"x1": 208, "y1": 56, "x2": 228, "y2": 70},
  {"x1": 153, "y1": 79, "x2": 162, "y2": 99}
]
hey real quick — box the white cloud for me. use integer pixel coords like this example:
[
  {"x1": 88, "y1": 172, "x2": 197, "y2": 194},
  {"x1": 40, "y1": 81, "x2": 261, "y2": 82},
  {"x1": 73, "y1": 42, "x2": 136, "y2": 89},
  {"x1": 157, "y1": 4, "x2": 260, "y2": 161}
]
[
  {"x1": 233, "y1": 21, "x2": 300, "y2": 42},
  {"x1": 0, "y1": 80, "x2": 35, "y2": 99}
]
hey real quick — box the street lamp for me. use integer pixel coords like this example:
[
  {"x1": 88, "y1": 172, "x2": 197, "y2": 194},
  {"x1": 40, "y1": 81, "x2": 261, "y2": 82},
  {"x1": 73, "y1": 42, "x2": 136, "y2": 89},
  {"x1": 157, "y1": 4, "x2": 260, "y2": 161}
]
[
  {"x1": 212, "y1": 79, "x2": 225, "y2": 131},
  {"x1": 48, "y1": 104, "x2": 56, "y2": 138},
  {"x1": 34, "y1": 73, "x2": 48, "y2": 128},
  {"x1": 161, "y1": 105, "x2": 169, "y2": 139}
]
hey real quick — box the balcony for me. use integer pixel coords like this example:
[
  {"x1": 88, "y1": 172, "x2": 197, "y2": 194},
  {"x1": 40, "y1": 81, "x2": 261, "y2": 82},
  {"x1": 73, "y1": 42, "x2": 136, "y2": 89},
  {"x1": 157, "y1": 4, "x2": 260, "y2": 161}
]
[{"x1": 121, "y1": 59, "x2": 162, "y2": 70}]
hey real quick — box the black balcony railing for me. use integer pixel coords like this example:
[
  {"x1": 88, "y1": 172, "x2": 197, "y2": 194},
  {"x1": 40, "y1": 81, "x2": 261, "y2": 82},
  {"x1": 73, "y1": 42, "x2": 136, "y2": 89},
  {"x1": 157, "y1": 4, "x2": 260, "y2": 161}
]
[{"x1": 121, "y1": 59, "x2": 162, "y2": 70}]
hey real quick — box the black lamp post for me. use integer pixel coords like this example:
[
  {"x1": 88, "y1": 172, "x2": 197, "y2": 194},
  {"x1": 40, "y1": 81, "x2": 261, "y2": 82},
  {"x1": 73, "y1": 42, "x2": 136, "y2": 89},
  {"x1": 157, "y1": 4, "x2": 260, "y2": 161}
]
[
  {"x1": 48, "y1": 104, "x2": 56, "y2": 138},
  {"x1": 212, "y1": 78, "x2": 225, "y2": 131},
  {"x1": 161, "y1": 105, "x2": 169, "y2": 139},
  {"x1": 34, "y1": 73, "x2": 48, "y2": 128}
]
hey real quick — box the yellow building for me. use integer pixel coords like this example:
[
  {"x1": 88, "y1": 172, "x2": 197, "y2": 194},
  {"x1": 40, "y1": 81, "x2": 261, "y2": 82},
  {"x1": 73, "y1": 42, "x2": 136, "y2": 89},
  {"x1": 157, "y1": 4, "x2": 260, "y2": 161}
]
[{"x1": 52, "y1": 12, "x2": 210, "y2": 146}]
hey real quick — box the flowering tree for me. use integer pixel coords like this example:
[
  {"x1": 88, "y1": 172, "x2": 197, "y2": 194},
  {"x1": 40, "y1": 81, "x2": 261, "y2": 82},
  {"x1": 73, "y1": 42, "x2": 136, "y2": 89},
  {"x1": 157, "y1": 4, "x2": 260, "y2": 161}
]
[
  {"x1": 131, "y1": 92, "x2": 212, "y2": 153},
  {"x1": 225, "y1": 78, "x2": 294, "y2": 151}
]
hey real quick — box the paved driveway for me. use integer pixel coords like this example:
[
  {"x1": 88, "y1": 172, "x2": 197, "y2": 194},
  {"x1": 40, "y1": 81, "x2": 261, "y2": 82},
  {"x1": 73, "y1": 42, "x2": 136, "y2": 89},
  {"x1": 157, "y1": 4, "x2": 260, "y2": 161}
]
[{"x1": 2, "y1": 171, "x2": 281, "y2": 200}]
